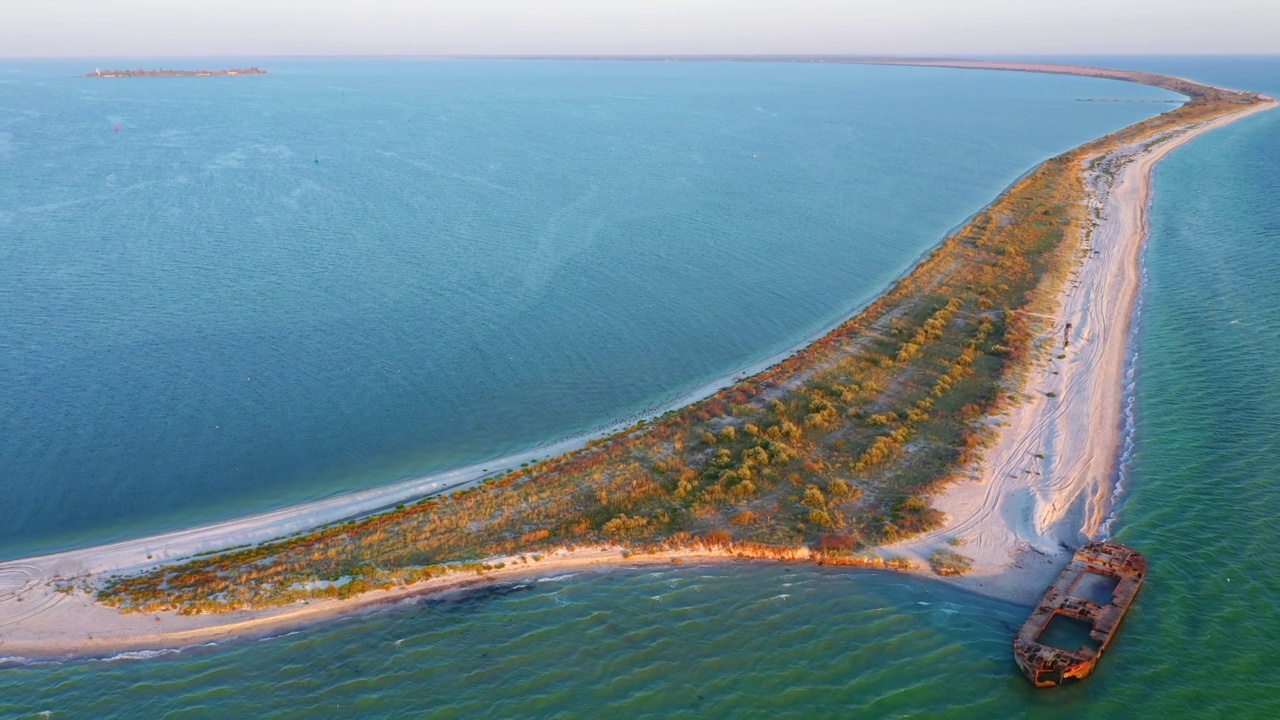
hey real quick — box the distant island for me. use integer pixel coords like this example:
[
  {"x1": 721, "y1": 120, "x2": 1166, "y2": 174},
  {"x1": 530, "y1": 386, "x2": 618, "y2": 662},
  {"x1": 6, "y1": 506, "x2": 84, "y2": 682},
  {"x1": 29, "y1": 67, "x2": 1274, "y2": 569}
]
[{"x1": 85, "y1": 67, "x2": 267, "y2": 78}]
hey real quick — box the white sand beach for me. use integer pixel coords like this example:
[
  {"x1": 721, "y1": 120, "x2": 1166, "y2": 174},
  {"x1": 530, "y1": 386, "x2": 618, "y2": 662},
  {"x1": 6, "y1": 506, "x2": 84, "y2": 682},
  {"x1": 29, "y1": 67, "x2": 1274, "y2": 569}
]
[
  {"x1": 0, "y1": 544, "x2": 771, "y2": 661},
  {"x1": 889, "y1": 99, "x2": 1277, "y2": 603}
]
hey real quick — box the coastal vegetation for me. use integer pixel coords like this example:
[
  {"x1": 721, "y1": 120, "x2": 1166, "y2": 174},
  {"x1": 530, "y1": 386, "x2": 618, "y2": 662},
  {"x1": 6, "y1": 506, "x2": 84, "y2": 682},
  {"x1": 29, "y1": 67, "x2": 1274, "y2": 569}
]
[
  {"x1": 95, "y1": 69, "x2": 1270, "y2": 614},
  {"x1": 929, "y1": 549, "x2": 974, "y2": 577}
]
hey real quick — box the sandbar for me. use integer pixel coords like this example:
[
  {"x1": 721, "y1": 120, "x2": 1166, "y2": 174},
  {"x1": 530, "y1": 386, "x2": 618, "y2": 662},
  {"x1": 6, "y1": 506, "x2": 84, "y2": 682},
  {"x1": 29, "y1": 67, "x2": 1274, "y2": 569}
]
[{"x1": 2, "y1": 62, "x2": 1275, "y2": 660}]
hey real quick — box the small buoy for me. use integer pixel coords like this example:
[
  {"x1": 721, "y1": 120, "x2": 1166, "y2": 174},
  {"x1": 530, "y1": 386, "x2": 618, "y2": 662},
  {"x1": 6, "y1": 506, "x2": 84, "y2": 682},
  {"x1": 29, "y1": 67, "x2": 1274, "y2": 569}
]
[{"x1": 114, "y1": 124, "x2": 120, "y2": 132}]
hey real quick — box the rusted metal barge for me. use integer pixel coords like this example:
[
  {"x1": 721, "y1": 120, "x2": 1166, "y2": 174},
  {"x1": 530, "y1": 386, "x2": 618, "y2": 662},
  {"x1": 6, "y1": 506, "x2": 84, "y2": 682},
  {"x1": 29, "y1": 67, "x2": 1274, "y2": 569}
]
[{"x1": 1013, "y1": 541, "x2": 1146, "y2": 687}]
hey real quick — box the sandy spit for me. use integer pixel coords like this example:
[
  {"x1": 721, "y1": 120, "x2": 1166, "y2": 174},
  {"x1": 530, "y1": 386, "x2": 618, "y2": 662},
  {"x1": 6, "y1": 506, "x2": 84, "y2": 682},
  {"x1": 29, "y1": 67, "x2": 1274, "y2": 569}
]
[
  {"x1": 1, "y1": 84, "x2": 1274, "y2": 660},
  {"x1": 0, "y1": 546, "x2": 779, "y2": 662},
  {"x1": 888, "y1": 99, "x2": 1278, "y2": 604}
]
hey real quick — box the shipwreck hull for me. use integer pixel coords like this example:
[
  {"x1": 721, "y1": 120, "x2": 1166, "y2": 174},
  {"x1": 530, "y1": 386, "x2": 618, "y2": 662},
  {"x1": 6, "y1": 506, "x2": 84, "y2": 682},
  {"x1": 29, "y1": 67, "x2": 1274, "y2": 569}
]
[{"x1": 1013, "y1": 542, "x2": 1146, "y2": 688}]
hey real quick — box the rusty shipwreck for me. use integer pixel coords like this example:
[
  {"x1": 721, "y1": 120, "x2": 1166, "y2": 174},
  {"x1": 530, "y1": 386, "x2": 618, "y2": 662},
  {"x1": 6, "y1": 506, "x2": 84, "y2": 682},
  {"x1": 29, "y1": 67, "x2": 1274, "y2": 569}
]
[{"x1": 1013, "y1": 541, "x2": 1146, "y2": 687}]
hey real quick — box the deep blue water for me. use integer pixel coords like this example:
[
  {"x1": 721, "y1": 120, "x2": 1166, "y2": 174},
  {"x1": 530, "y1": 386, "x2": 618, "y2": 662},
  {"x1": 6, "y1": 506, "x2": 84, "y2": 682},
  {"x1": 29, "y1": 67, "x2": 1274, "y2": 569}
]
[
  {"x1": 0, "y1": 59, "x2": 1179, "y2": 559},
  {"x1": 3, "y1": 57, "x2": 1279, "y2": 717}
]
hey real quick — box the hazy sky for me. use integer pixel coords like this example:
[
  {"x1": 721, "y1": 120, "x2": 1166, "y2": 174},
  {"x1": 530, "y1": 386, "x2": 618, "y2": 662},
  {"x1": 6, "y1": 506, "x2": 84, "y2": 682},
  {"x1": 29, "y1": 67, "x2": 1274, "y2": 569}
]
[{"x1": 5, "y1": 0, "x2": 1277, "y2": 58}]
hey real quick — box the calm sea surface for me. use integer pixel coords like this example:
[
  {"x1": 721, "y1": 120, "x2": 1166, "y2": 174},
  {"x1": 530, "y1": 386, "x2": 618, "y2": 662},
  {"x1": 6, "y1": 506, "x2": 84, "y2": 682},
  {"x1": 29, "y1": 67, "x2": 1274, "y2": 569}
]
[{"x1": 3, "y1": 58, "x2": 1279, "y2": 717}]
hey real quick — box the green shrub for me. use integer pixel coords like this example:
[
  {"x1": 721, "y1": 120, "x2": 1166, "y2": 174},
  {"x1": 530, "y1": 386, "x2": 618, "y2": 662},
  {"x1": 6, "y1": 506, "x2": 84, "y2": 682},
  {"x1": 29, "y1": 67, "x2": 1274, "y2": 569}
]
[{"x1": 929, "y1": 549, "x2": 973, "y2": 576}]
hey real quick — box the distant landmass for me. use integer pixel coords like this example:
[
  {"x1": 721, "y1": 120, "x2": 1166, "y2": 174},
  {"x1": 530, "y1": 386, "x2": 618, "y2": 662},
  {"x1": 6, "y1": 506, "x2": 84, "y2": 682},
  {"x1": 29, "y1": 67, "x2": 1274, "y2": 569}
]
[{"x1": 85, "y1": 67, "x2": 267, "y2": 78}]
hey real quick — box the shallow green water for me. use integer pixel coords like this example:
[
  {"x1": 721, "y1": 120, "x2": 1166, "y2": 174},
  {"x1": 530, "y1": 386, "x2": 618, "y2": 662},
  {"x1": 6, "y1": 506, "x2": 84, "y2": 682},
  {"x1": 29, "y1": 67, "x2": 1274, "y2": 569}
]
[{"x1": 0, "y1": 567, "x2": 1035, "y2": 718}]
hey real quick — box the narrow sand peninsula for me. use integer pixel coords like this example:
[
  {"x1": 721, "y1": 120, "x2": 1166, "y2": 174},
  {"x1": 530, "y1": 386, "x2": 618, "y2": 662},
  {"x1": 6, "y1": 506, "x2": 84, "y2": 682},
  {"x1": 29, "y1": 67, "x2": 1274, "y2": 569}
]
[
  {"x1": 890, "y1": 99, "x2": 1277, "y2": 603},
  {"x1": 0, "y1": 545, "x2": 776, "y2": 661},
  {"x1": 2, "y1": 68, "x2": 1274, "y2": 660}
]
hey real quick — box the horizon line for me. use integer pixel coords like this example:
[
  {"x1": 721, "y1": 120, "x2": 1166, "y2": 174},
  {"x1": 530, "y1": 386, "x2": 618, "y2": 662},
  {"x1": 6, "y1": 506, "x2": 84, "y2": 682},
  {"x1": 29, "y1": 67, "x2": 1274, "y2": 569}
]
[{"x1": 5, "y1": 52, "x2": 1280, "y2": 61}]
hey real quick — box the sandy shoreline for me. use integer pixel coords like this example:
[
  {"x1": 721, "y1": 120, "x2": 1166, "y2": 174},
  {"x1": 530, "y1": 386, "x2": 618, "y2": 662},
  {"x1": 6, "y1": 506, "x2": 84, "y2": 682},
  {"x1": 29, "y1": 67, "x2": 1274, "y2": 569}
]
[
  {"x1": 0, "y1": 227, "x2": 937, "y2": 572},
  {"x1": 2, "y1": 67, "x2": 1274, "y2": 660},
  {"x1": 0, "y1": 546, "x2": 767, "y2": 662},
  {"x1": 889, "y1": 99, "x2": 1277, "y2": 604}
]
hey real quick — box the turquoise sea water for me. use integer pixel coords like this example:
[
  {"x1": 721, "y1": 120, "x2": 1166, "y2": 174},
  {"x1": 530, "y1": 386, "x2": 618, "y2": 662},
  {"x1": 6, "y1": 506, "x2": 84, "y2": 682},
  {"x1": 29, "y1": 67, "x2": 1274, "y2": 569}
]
[
  {"x1": 4, "y1": 58, "x2": 1280, "y2": 717},
  {"x1": 0, "y1": 60, "x2": 1179, "y2": 559}
]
